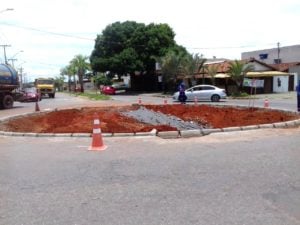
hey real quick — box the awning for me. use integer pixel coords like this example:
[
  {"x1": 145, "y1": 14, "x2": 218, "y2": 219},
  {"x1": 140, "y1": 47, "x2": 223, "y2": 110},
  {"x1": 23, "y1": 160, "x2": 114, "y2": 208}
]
[
  {"x1": 215, "y1": 73, "x2": 230, "y2": 78},
  {"x1": 246, "y1": 71, "x2": 291, "y2": 78}
]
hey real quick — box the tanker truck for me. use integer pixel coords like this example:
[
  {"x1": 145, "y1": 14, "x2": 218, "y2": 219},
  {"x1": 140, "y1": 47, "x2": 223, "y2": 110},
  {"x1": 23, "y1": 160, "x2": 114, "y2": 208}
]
[{"x1": 0, "y1": 63, "x2": 23, "y2": 109}]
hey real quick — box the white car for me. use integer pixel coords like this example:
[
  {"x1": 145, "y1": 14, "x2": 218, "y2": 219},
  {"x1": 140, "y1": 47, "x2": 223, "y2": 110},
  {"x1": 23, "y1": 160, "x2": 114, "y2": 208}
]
[{"x1": 173, "y1": 84, "x2": 227, "y2": 102}]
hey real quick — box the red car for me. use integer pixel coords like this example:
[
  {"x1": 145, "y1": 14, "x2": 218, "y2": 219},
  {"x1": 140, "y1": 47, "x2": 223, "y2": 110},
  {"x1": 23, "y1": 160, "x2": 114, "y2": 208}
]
[
  {"x1": 20, "y1": 87, "x2": 42, "y2": 102},
  {"x1": 101, "y1": 85, "x2": 116, "y2": 95}
]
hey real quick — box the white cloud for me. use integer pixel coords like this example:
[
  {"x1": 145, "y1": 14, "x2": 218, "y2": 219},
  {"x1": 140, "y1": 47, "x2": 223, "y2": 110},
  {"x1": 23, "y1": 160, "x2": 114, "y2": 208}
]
[{"x1": 0, "y1": 0, "x2": 299, "y2": 80}]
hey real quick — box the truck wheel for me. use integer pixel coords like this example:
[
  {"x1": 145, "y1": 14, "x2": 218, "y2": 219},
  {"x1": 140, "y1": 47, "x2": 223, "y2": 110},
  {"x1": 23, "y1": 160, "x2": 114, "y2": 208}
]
[{"x1": 2, "y1": 95, "x2": 14, "y2": 109}]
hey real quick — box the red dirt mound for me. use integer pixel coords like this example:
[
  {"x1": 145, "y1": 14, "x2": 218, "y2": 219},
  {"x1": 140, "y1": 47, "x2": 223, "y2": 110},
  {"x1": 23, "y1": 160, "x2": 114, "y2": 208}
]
[{"x1": 0, "y1": 105, "x2": 298, "y2": 133}]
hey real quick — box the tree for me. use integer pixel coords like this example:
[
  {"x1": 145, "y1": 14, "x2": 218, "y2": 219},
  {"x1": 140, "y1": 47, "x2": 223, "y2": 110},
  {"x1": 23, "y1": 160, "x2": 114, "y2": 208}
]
[
  {"x1": 70, "y1": 55, "x2": 90, "y2": 93},
  {"x1": 90, "y1": 21, "x2": 176, "y2": 77},
  {"x1": 60, "y1": 64, "x2": 77, "y2": 92},
  {"x1": 54, "y1": 75, "x2": 65, "y2": 91},
  {"x1": 206, "y1": 64, "x2": 219, "y2": 85},
  {"x1": 228, "y1": 60, "x2": 254, "y2": 94},
  {"x1": 196, "y1": 57, "x2": 207, "y2": 84},
  {"x1": 94, "y1": 74, "x2": 112, "y2": 88},
  {"x1": 158, "y1": 46, "x2": 190, "y2": 92}
]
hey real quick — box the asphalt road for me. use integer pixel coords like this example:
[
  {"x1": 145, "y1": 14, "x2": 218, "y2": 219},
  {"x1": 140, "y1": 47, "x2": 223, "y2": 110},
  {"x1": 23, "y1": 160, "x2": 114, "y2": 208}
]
[{"x1": 0, "y1": 92, "x2": 300, "y2": 225}]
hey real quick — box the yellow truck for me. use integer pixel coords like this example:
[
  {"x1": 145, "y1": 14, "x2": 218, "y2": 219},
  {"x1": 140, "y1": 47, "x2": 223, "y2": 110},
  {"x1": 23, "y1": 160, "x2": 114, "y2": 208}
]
[{"x1": 35, "y1": 78, "x2": 55, "y2": 98}]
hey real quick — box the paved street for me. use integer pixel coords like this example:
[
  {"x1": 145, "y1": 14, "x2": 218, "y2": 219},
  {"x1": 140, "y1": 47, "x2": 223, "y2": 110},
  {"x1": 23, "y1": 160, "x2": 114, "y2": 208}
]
[{"x1": 0, "y1": 92, "x2": 299, "y2": 225}]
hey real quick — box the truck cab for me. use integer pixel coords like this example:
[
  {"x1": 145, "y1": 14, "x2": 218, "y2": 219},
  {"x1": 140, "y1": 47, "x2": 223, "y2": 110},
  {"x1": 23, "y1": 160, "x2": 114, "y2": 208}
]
[{"x1": 35, "y1": 78, "x2": 55, "y2": 98}]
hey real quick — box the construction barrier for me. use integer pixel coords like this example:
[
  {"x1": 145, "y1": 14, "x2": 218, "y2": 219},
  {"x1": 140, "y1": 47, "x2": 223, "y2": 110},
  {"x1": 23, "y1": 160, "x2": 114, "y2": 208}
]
[
  {"x1": 35, "y1": 98, "x2": 40, "y2": 112},
  {"x1": 194, "y1": 96, "x2": 198, "y2": 105},
  {"x1": 264, "y1": 98, "x2": 269, "y2": 108},
  {"x1": 88, "y1": 113, "x2": 107, "y2": 151}
]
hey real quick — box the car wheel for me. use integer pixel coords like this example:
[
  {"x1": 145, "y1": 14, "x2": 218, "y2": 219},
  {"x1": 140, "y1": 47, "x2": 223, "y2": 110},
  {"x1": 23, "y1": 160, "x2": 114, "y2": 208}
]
[{"x1": 211, "y1": 94, "x2": 220, "y2": 102}]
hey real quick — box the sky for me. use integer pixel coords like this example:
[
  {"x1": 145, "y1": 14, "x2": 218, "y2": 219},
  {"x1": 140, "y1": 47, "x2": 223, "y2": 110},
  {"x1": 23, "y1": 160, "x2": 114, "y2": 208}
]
[{"x1": 0, "y1": 0, "x2": 300, "y2": 81}]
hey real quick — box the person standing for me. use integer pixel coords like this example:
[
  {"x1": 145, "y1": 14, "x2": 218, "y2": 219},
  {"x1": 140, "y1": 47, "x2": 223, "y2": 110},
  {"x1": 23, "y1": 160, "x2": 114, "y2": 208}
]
[{"x1": 178, "y1": 81, "x2": 187, "y2": 104}]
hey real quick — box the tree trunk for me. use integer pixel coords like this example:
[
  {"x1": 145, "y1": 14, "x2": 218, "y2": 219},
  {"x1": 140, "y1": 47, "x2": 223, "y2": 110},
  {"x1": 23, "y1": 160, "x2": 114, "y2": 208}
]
[
  {"x1": 79, "y1": 73, "x2": 84, "y2": 93},
  {"x1": 68, "y1": 76, "x2": 71, "y2": 92}
]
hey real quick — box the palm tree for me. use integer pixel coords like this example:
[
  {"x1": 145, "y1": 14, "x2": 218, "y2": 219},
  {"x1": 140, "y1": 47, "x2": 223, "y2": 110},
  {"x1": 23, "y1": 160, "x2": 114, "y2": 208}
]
[
  {"x1": 60, "y1": 65, "x2": 77, "y2": 92},
  {"x1": 206, "y1": 64, "x2": 219, "y2": 85},
  {"x1": 196, "y1": 57, "x2": 207, "y2": 84},
  {"x1": 159, "y1": 51, "x2": 182, "y2": 92},
  {"x1": 70, "y1": 55, "x2": 90, "y2": 93},
  {"x1": 181, "y1": 53, "x2": 204, "y2": 85},
  {"x1": 228, "y1": 60, "x2": 254, "y2": 94}
]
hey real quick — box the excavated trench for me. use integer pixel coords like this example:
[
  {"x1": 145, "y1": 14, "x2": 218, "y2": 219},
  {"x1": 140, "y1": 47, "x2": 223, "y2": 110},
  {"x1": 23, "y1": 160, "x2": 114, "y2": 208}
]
[{"x1": 0, "y1": 104, "x2": 299, "y2": 134}]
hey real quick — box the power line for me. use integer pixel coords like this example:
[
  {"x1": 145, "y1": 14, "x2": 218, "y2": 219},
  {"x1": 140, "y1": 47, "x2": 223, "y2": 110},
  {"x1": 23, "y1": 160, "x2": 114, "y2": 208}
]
[
  {"x1": 2, "y1": 21, "x2": 296, "y2": 51},
  {"x1": 0, "y1": 22, "x2": 95, "y2": 41}
]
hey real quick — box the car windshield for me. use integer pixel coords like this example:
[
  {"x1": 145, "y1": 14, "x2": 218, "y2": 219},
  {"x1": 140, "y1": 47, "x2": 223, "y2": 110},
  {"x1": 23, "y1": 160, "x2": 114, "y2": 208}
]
[{"x1": 37, "y1": 80, "x2": 53, "y2": 84}]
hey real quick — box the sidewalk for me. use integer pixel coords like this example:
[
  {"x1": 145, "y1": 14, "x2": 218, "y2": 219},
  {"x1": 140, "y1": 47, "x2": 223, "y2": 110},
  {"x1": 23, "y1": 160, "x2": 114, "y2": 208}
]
[
  {"x1": 146, "y1": 91, "x2": 298, "y2": 100},
  {"x1": 249, "y1": 91, "x2": 297, "y2": 100}
]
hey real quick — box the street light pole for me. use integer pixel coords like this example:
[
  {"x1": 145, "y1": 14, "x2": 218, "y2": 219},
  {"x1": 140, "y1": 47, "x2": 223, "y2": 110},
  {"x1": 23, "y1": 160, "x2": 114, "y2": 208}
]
[{"x1": 7, "y1": 50, "x2": 24, "y2": 67}]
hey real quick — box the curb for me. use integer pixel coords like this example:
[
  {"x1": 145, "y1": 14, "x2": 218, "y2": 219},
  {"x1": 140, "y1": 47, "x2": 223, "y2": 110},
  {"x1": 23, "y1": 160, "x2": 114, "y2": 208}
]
[{"x1": 0, "y1": 108, "x2": 299, "y2": 139}]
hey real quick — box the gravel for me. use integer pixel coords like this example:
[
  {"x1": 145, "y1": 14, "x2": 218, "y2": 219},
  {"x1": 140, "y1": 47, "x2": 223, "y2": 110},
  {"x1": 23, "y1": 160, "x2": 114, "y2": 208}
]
[{"x1": 121, "y1": 106, "x2": 203, "y2": 130}]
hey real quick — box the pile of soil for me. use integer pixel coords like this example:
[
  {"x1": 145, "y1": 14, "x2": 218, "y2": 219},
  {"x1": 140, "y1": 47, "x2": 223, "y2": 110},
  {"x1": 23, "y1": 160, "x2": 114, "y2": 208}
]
[{"x1": 0, "y1": 105, "x2": 298, "y2": 133}]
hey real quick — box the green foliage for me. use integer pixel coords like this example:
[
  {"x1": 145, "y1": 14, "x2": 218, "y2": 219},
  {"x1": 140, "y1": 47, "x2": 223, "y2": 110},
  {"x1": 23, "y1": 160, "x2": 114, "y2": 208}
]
[
  {"x1": 157, "y1": 48, "x2": 205, "y2": 91},
  {"x1": 228, "y1": 60, "x2": 254, "y2": 93},
  {"x1": 90, "y1": 21, "x2": 176, "y2": 76},
  {"x1": 54, "y1": 75, "x2": 64, "y2": 91},
  {"x1": 94, "y1": 74, "x2": 112, "y2": 87},
  {"x1": 60, "y1": 64, "x2": 77, "y2": 92},
  {"x1": 74, "y1": 92, "x2": 111, "y2": 100},
  {"x1": 206, "y1": 64, "x2": 219, "y2": 85},
  {"x1": 69, "y1": 55, "x2": 90, "y2": 93},
  {"x1": 230, "y1": 92, "x2": 249, "y2": 97}
]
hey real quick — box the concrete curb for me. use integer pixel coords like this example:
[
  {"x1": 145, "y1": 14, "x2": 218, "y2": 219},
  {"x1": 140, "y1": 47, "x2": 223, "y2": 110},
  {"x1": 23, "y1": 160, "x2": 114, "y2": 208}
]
[
  {"x1": 157, "y1": 131, "x2": 180, "y2": 139},
  {"x1": 0, "y1": 108, "x2": 299, "y2": 139},
  {"x1": 180, "y1": 129, "x2": 203, "y2": 138}
]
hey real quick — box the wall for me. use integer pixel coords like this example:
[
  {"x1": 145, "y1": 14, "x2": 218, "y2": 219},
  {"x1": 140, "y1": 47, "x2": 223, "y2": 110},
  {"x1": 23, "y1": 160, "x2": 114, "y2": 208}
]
[
  {"x1": 248, "y1": 61, "x2": 272, "y2": 71},
  {"x1": 289, "y1": 65, "x2": 300, "y2": 90},
  {"x1": 273, "y1": 76, "x2": 289, "y2": 93},
  {"x1": 242, "y1": 45, "x2": 300, "y2": 64}
]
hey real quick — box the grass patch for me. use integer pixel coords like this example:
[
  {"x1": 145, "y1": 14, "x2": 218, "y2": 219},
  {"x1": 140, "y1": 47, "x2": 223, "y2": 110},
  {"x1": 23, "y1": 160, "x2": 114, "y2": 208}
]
[
  {"x1": 73, "y1": 92, "x2": 111, "y2": 100},
  {"x1": 230, "y1": 92, "x2": 250, "y2": 98}
]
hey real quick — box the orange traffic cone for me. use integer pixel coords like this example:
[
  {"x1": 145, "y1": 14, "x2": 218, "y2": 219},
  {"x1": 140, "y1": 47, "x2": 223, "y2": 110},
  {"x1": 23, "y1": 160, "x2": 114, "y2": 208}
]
[
  {"x1": 88, "y1": 113, "x2": 107, "y2": 151},
  {"x1": 194, "y1": 96, "x2": 198, "y2": 105},
  {"x1": 264, "y1": 98, "x2": 269, "y2": 108},
  {"x1": 35, "y1": 101, "x2": 40, "y2": 112}
]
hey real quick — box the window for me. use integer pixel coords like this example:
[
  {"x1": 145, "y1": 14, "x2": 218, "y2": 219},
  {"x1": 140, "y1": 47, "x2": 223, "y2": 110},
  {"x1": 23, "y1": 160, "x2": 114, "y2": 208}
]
[
  {"x1": 202, "y1": 86, "x2": 214, "y2": 90},
  {"x1": 274, "y1": 59, "x2": 282, "y2": 64},
  {"x1": 259, "y1": 54, "x2": 268, "y2": 60}
]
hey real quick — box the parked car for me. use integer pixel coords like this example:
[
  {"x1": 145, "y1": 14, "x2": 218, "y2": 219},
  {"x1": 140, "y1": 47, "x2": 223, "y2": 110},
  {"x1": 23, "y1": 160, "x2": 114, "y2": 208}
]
[
  {"x1": 173, "y1": 84, "x2": 227, "y2": 102},
  {"x1": 20, "y1": 87, "x2": 42, "y2": 102},
  {"x1": 101, "y1": 85, "x2": 116, "y2": 95}
]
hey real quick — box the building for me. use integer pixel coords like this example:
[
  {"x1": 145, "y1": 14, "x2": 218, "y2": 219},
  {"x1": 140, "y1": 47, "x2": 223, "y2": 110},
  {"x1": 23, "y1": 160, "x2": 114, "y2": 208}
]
[
  {"x1": 241, "y1": 44, "x2": 300, "y2": 64},
  {"x1": 242, "y1": 44, "x2": 300, "y2": 90},
  {"x1": 191, "y1": 58, "x2": 291, "y2": 94}
]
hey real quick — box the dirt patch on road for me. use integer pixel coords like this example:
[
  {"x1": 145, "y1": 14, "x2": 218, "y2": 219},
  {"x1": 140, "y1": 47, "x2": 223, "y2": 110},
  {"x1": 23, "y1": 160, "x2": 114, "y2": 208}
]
[{"x1": 0, "y1": 105, "x2": 299, "y2": 133}]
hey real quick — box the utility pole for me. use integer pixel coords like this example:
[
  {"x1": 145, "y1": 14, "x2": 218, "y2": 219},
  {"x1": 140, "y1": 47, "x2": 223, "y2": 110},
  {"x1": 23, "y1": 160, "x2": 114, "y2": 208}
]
[
  {"x1": 0, "y1": 44, "x2": 11, "y2": 64},
  {"x1": 277, "y1": 42, "x2": 280, "y2": 64},
  {"x1": 19, "y1": 67, "x2": 23, "y2": 89},
  {"x1": 7, "y1": 58, "x2": 17, "y2": 67}
]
